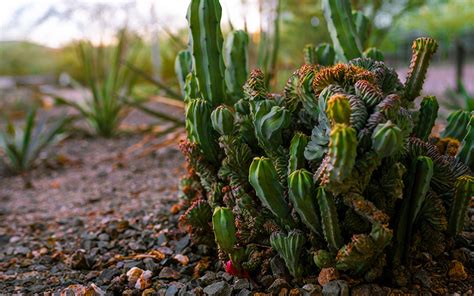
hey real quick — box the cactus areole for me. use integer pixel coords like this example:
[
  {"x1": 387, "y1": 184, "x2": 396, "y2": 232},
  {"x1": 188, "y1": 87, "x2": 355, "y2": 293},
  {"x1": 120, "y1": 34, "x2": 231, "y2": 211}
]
[{"x1": 176, "y1": 0, "x2": 473, "y2": 288}]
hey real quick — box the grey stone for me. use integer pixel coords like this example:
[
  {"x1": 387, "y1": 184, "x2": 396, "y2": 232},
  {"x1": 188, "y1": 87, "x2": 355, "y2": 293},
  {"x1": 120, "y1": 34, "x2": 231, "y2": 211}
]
[
  {"x1": 302, "y1": 283, "x2": 322, "y2": 296},
  {"x1": 268, "y1": 278, "x2": 290, "y2": 294},
  {"x1": 413, "y1": 269, "x2": 432, "y2": 288},
  {"x1": 322, "y1": 280, "x2": 349, "y2": 296},
  {"x1": 237, "y1": 289, "x2": 252, "y2": 296},
  {"x1": 198, "y1": 271, "x2": 217, "y2": 286},
  {"x1": 98, "y1": 233, "x2": 110, "y2": 241},
  {"x1": 233, "y1": 278, "x2": 250, "y2": 290},
  {"x1": 165, "y1": 285, "x2": 179, "y2": 296},
  {"x1": 144, "y1": 257, "x2": 160, "y2": 272},
  {"x1": 159, "y1": 267, "x2": 181, "y2": 280},
  {"x1": 203, "y1": 281, "x2": 232, "y2": 296},
  {"x1": 270, "y1": 255, "x2": 288, "y2": 277},
  {"x1": 14, "y1": 246, "x2": 31, "y2": 255},
  {"x1": 175, "y1": 234, "x2": 190, "y2": 252}
]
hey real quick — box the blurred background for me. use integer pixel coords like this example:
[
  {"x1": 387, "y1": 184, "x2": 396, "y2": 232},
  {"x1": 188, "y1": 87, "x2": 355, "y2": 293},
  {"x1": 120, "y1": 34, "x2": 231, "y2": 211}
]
[{"x1": 1, "y1": 0, "x2": 473, "y2": 118}]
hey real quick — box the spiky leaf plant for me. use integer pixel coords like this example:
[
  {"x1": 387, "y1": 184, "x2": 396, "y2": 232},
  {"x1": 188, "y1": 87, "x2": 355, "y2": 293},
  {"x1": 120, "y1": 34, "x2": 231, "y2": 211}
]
[
  {"x1": 55, "y1": 30, "x2": 140, "y2": 137},
  {"x1": 0, "y1": 109, "x2": 68, "y2": 173}
]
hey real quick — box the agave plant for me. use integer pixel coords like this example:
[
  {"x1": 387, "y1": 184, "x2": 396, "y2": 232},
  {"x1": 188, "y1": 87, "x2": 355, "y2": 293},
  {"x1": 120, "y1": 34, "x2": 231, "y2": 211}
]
[
  {"x1": 55, "y1": 30, "x2": 140, "y2": 137},
  {"x1": 176, "y1": 0, "x2": 474, "y2": 289},
  {"x1": 0, "y1": 109, "x2": 69, "y2": 173}
]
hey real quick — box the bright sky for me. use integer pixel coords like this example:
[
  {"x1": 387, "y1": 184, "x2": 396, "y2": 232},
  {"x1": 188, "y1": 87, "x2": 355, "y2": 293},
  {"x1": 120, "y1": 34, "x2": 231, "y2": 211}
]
[{"x1": 0, "y1": 0, "x2": 261, "y2": 48}]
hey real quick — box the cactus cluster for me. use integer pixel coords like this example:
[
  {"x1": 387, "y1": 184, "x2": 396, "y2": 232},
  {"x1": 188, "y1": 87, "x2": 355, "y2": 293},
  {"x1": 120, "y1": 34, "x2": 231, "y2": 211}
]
[{"x1": 177, "y1": 0, "x2": 473, "y2": 286}]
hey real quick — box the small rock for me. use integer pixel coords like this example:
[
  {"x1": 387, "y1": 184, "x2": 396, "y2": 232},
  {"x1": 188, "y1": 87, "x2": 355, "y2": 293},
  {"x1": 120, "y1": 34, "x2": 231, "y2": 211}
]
[
  {"x1": 289, "y1": 288, "x2": 304, "y2": 296},
  {"x1": 98, "y1": 233, "x2": 110, "y2": 241},
  {"x1": 98, "y1": 268, "x2": 120, "y2": 284},
  {"x1": 302, "y1": 284, "x2": 322, "y2": 296},
  {"x1": 175, "y1": 235, "x2": 190, "y2": 252},
  {"x1": 322, "y1": 280, "x2": 349, "y2": 296},
  {"x1": 14, "y1": 246, "x2": 31, "y2": 255},
  {"x1": 143, "y1": 257, "x2": 160, "y2": 272},
  {"x1": 351, "y1": 284, "x2": 384, "y2": 296},
  {"x1": 203, "y1": 281, "x2": 232, "y2": 296},
  {"x1": 173, "y1": 254, "x2": 189, "y2": 266},
  {"x1": 68, "y1": 249, "x2": 90, "y2": 270},
  {"x1": 198, "y1": 271, "x2": 217, "y2": 286},
  {"x1": 413, "y1": 269, "x2": 431, "y2": 288},
  {"x1": 318, "y1": 268, "x2": 339, "y2": 286},
  {"x1": 448, "y1": 260, "x2": 468, "y2": 280},
  {"x1": 220, "y1": 271, "x2": 233, "y2": 282},
  {"x1": 260, "y1": 275, "x2": 275, "y2": 288},
  {"x1": 165, "y1": 284, "x2": 179, "y2": 296},
  {"x1": 270, "y1": 256, "x2": 287, "y2": 277},
  {"x1": 127, "y1": 267, "x2": 144, "y2": 285},
  {"x1": 159, "y1": 267, "x2": 181, "y2": 280},
  {"x1": 268, "y1": 278, "x2": 290, "y2": 295},
  {"x1": 237, "y1": 289, "x2": 252, "y2": 296},
  {"x1": 233, "y1": 278, "x2": 250, "y2": 290},
  {"x1": 143, "y1": 288, "x2": 157, "y2": 296},
  {"x1": 135, "y1": 270, "x2": 153, "y2": 290}
]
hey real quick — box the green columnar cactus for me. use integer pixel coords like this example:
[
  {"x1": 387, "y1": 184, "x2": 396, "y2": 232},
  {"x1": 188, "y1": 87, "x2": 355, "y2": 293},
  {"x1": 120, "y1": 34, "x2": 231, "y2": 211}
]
[
  {"x1": 315, "y1": 43, "x2": 335, "y2": 66},
  {"x1": 447, "y1": 175, "x2": 474, "y2": 235},
  {"x1": 353, "y1": 11, "x2": 369, "y2": 48},
  {"x1": 211, "y1": 105, "x2": 235, "y2": 136},
  {"x1": 270, "y1": 231, "x2": 306, "y2": 279},
  {"x1": 403, "y1": 38, "x2": 438, "y2": 103},
  {"x1": 187, "y1": 0, "x2": 226, "y2": 106},
  {"x1": 371, "y1": 121, "x2": 403, "y2": 158},
  {"x1": 322, "y1": 0, "x2": 363, "y2": 62},
  {"x1": 303, "y1": 44, "x2": 317, "y2": 65},
  {"x1": 317, "y1": 187, "x2": 343, "y2": 252},
  {"x1": 457, "y1": 114, "x2": 473, "y2": 169},
  {"x1": 327, "y1": 123, "x2": 357, "y2": 182},
  {"x1": 288, "y1": 169, "x2": 322, "y2": 235},
  {"x1": 175, "y1": 50, "x2": 193, "y2": 97},
  {"x1": 363, "y1": 47, "x2": 384, "y2": 62},
  {"x1": 413, "y1": 96, "x2": 439, "y2": 141},
  {"x1": 179, "y1": 7, "x2": 473, "y2": 285},
  {"x1": 224, "y1": 30, "x2": 249, "y2": 103},
  {"x1": 186, "y1": 99, "x2": 219, "y2": 164},
  {"x1": 441, "y1": 110, "x2": 471, "y2": 140},
  {"x1": 288, "y1": 133, "x2": 309, "y2": 174},
  {"x1": 212, "y1": 207, "x2": 237, "y2": 254},
  {"x1": 394, "y1": 156, "x2": 434, "y2": 264},
  {"x1": 248, "y1": 157, "x2": 293, "y2": 227}
]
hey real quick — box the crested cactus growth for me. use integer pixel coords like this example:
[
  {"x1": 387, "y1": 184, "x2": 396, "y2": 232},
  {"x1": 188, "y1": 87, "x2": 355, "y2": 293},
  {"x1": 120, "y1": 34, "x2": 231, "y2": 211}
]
[{"x1": 178, "y1": 0, "x2": 472, "y2": 287}]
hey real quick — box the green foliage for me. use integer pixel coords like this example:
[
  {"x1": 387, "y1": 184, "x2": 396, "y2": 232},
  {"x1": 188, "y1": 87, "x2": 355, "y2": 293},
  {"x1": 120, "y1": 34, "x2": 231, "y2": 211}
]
[
  {"x1": 456, "y1": 113, "x2": 474, "y2": 170},
  {"x1": 175, "y1": 50, "x2": 193, "y2": 97},
  {"x1": 55, "y1": 30, "x2": 140, "y2": 137},
  {"x1": 315, "y1": 43, "x2": 336, "y2": 66},
  {"x1": 212, "y1": 207, "x2": 237, "y2": 253},
  {"x1": 441, "y1": 110, "x2": 471, "y2": 141},
  {"x1": 178, "y1": 0, "x2": 473, "y2": 285},
  {"x1": 0, "y1": 109, "x2": 68, "y2": 172},
  {"x1": 270, "y1": 230, "x2": 306, "y2": 278}
]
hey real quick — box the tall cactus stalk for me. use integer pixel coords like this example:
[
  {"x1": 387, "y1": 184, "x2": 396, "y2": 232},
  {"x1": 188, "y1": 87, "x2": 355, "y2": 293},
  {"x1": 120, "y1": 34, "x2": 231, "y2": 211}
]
[
  {"x1": 447, "y1": 175, "x2": 474, "y2": 235},
  {"x1": 187, "y1": 0, "x2": 227, "y2": 106},
  {"x1": 413, "y1": 96, "x2": 439, "y2": 141},
  {"x1": 317, "y1": 187, "x2": 343, "y2": 252},
  {"x1": 224, "y1": 30, "x2": 249, "y2": 103},
  {"x1": 403, "y1": 38, "x2": 438, "y2": 103},
  {"x1": 322, "y1": 0, "x2": 363, "y2": 62}
]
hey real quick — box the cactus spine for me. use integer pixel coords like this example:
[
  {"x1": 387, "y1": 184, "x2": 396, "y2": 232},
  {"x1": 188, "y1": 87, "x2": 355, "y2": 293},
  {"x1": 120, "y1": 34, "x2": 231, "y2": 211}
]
[
  {"x1": 224, "y1": 30, "x2": 249, "y2": 103},
  {"x1": 403, "y1": 38, "x2": 438, "y2": 102},
  {"x1": 322, "y1": 0, "x2": 363, "y2": 62},
  {"x1": 303, "y1": 44, "x2": 317, "y2": 65},
  {"x1": 187, "y1": 0, "x2": 226, "y2": 106},
  {"x1": 414, "y1": 96, "x2": 439, "y2": 140}
]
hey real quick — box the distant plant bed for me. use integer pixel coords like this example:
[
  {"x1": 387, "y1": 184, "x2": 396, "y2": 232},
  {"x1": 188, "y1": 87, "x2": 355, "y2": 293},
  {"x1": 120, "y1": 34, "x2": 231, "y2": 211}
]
[{"x1": 175, "y1": 0, "x2": 473, "y2": 293}]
